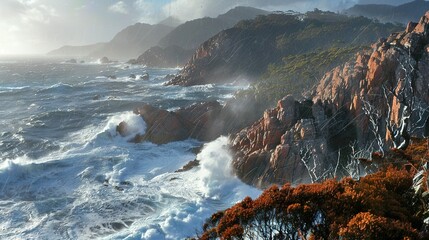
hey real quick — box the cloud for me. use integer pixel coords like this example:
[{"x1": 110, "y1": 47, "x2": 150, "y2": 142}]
[
  {"x1": 134, "y1": 0, "x2": 166, "y2": 24},
  {"x1": 0, "y1": 0, "x2": 417, "y2": 55},
  {"x1": 163, "y1": 0, "x2": 360, "y2": 21},
  {"x1": 0, "y1": 0, "x2": 26, "y2": 19},
  {"x1": 0, "y1": 0, "x2": 140, "y2": 55},
  {"x1": 21, "y1": 4, "x2": 57, "y2": 24},
  {"x1": 109, "y1": 1, "x2": 129, "y2": 14}
]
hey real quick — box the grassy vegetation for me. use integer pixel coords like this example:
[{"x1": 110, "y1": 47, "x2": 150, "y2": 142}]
[
  {"x1": 263, "y1": 46, "x2": 366, "y2": 101},
  {"x1": 232, "y1": 11, "x2": 401, "y2": 108},
  {"x1": 237, "y1": 46, "x2": 368, "y2": 108}
]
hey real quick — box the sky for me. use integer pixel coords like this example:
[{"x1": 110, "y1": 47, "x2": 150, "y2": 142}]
[{"x1": 0, "y1": 0, "x2": 413, "y2": 55}]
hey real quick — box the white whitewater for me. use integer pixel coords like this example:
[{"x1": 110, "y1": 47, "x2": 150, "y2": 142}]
[{"x1": 0, "y1": 58, "x2": 258, "y2": 239}]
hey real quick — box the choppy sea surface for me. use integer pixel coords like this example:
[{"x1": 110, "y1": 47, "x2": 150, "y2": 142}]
[{"x1": 0, "y1": 57, "x2": 260, "y2": 239}]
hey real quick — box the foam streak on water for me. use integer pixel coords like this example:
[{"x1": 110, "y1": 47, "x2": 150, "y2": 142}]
[{"x1": 0, "y1": 57, "x2": 257, "y2": 239}]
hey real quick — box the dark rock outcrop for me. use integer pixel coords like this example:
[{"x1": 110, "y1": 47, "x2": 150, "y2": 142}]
[
  {"x1": 133, "y1": 102, "x2": 222, "y2": 144},
  {"x1": 175, "y1": 160, "x2": 200, "y2": 172},
  {"x1": 231, "y1": 12, "x2": 429, "y2": 188},
  {"x1": 127, "y1": 92, "x2": 269, "y2": 145},
  {"x1": 116, "y1": 121, "x2": 131, "y2": 137},
  {"x1": 99, "y1": 57, "x2": 111, "y2": 64},
  {"x1": 141, "y1": 73, "x2": 149, "y2": 81}
]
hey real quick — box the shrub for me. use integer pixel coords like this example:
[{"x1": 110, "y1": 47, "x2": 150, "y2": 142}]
[{"x1": 200, "y1": 168, "x2": 424, "y2": 239}]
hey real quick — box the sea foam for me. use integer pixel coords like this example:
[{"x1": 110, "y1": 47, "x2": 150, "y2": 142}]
[{"x1": 120, "y1": 136, "x2": 261, "y2": 240}]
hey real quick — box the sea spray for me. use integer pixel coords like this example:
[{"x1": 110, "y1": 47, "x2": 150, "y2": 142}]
[
  {"x1": 104, "y1": 112, "x2": 146, "y2": 141},
  {"x1": 164, "y1": 136, "x2": 261, "y2": 238},
  {"x1": 197, "y1": 136, "x2": 235, "y2": 198},
  {"x1": 123, "y1": 136, "x2": 260, "y2": 240},
  {"x1": 196, "y1": 136, "x2": 261, "y2": 203}
]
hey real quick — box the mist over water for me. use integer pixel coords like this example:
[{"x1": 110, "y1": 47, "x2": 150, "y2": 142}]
[{"x1": 0, "y1": 57, "x2": 260, "y2": 239}]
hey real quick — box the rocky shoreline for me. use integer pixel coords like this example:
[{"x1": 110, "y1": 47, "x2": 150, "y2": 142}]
[{"x1": 117, "y1": 12, "x2": 429, "y2": 189}]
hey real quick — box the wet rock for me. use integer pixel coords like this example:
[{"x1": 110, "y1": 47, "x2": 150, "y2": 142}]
[
  {"x1": 134, "y1": 104, "x2": 187, "y2": 144},
  {"x1": 141, "y1": 73, "x2": 150, "y2": 81},
  {"x1": 176, "y1": 101, "x2": 223, "y2": 141},
  {"x1": 190, "y1": 145, "x2": 204, "y2": 154},
  {"x1": 116, "y1": 121, "x2": 130, "y2": 137},
  {"x1": 163, "y1": 74, "x2": 176, "y2": 81},
  {"x1": 127, "y1": 59, "x2": 137, "y2": 65},
  {"x1": 119, "y1": 181, "x2": 132, "y2": 186},
  {"x1": 175, "y1": 160, "x2": 200, "y2": 172},
  {"x1": 133, "y1": 101, "x2": 222, "y2": 144},
  {"x1": 99, "y1": 56, "x2": 111, "y2": 64},
  {"x1": 129, "y1": 74, "x2": 136, "y2": 79}
]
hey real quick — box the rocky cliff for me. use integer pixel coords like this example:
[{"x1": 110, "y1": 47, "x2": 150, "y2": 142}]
[
  {"x1": 168, "y1": 12, "x2": 402, "y2": 86},
  {"x1": 230, "y1": 12, "x2": 429, "y2": 188}
]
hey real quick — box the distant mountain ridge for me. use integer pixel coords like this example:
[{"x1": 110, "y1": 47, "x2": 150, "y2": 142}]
[
  {"x1": 157, "y1": 16, "x2": 182, "y2": 28},
  {"x1": 158, "y1": 6, "x2": 270, "y2": 50},
  {"x1": 47, "y1": 43, "x2": 106, "y2": 58},
  {"x1": 89, "y1": 23, "x2": 173, "y2": 60},
  {"x1": 48, "y1": 23, "x2": 173, "y2": 60},
  {"x1": 131, "y1": 6, "x2": 270, "y2": 67},
  {"x1": 345, "y1": 0, "x2": 429, "y2": 24},
  {"x1": 47, "y1": 6, "x2": 268, "y2": 62}
]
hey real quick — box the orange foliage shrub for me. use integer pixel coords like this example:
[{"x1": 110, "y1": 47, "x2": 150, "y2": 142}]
[
  {"x1": 200, "y1": 168, "x2": 425, "y2": 239},
  {"x1": 339, "y1": 212, "x2": 418, "y2": 239}
]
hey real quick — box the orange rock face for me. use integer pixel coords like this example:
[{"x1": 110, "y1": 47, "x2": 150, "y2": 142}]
[
  {"x1": 231, "y1": 96, "x2": 333, "y2": 187},
  {"x1": 314, "y1": 12, "x2": 429, "y2": 148},
  {"x1": 231, "y1": 11, "x2": 429, "y2": 187}
]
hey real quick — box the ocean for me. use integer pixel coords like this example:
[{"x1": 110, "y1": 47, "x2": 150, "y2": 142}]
[{"x1": 0, "y1": 57, "x2": 260, "y2": 239}]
